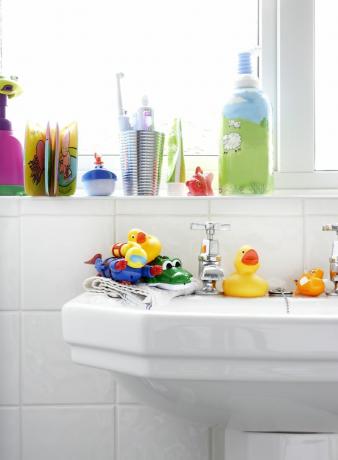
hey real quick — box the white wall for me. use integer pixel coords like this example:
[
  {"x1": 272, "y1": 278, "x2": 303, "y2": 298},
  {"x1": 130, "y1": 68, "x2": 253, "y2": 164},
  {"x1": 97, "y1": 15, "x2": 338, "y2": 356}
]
[{"x1": 0, "y1": 193, "x2": 337, "y2": 460}]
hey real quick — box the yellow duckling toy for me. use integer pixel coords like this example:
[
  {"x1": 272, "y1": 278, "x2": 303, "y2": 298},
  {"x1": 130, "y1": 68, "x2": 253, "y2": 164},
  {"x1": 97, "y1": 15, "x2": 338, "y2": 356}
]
[
  {"x1": 223, "y1": 245, "x2": 268, "y2": 298},
  {"x1": 294, "y1": 268, "x2": 325, "y2": 297},
  {"x1": 127, "y1": 229, "x2": 162, "y2": 263}
]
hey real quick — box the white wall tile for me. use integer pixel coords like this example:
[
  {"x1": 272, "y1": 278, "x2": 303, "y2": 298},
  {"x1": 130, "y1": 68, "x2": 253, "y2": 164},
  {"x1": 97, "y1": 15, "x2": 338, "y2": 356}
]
[
  {"x1": 116, "y1": 197, "x2": 209, "y2": 216},
  {"x1": 212, "y1": 215, "x2": 303, "y2": 291},
  {"x1": 0, "y1": 313, "x2": 19, "y2": 404},
  {"x1": 0, "y1": 408, "x2": 20, "y2": 460},
  {"x1": 304, "y1": 198, "x2": 338, "y2": 216},
  {"x1": 116, "y1": 215, "x2": 208, "y2": 278},
  {"x1": 117, "y1": 383, "x2": 142, "y2": 405},
  {"x1": 304, "y1": 215, "x2": 336, "y2": 276},
  {"x1": 117, "y1": 406, "x2": 209, "y2": 460},
  {"x1": 211, "y1": 197, "x2": 302, "y2": 216},
  {"x1": 22, "y1": 312, "x2": 115, "y2": 404},
  {"x1": 22, "y1": 407, "x2": 115, "y2": 460},
  {"x1": 0, "y1": 197, "x2": 20, "y2": 216},
  {"x1": 0, "y1": 218, "x2": 20, "y2": 309},
  {"x1": 20, "y1": 196, "x2": 115, "y2": 216},
  {"x1": 21, "y1": 216, "x2": 114, "y2": 309}
]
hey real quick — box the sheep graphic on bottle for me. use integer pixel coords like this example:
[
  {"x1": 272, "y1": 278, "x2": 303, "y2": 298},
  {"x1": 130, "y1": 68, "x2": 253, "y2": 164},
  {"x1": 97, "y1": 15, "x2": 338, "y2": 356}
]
[{"x1": 223, "y1": 120, "x2": 242, "y2": 153}]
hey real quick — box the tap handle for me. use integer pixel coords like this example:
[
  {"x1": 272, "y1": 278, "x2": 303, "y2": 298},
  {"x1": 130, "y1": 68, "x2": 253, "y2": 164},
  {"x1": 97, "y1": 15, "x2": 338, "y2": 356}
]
[
  {"x1": 191, "y1": 223, "x2": 208, "y2": 231},
  {"x1": 191, "y1": 222, "x2": 231, "y2": 239},
  {"x1": 322, "y1": 224, "x2": 338, "y2": 234}
]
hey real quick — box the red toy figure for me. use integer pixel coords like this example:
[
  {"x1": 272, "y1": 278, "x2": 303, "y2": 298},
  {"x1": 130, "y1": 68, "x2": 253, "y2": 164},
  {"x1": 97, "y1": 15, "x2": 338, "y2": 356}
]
[{"x1": 186, "y1": 167, "x2": 214, "y2": 196}]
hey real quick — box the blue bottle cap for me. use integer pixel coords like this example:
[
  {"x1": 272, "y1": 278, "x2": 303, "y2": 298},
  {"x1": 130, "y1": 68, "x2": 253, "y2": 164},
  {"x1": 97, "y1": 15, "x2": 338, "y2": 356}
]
[{"x1": 238, "y1": 52, "x2": 252, "y2": 75}]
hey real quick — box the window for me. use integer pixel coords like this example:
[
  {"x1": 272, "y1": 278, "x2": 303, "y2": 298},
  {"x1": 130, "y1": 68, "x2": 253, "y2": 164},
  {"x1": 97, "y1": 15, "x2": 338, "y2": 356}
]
[
  {"x1": 2, "y1": 0, "x2": 258, "y2": 169},
  {"x1": 315, "y1": 0, "x2": 338, "y2": 171},
  {"x1": 273, "y1": 0, "x2": 338, "y2": 188},
  {"x1": 3, "y1": 0, "x2": 333, "y2": 189}
]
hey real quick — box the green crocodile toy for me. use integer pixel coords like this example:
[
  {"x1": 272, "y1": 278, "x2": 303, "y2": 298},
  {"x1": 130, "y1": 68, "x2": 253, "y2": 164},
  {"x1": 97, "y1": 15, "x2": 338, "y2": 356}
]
[{"x1": 146, "y1": 255, "x2": 193, "y2": 286}]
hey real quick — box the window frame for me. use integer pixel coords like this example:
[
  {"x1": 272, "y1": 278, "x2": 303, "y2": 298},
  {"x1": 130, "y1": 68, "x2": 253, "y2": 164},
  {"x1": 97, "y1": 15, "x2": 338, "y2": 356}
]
[{"x1": 263, "y1": 0, "x2": 338, "y2": 189}]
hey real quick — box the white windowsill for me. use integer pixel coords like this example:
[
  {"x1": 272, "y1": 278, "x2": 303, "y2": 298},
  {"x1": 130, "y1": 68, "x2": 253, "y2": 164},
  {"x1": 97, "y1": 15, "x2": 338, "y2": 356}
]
[
  {"x1": 2, "y1": 189, "x2": 338, "y2": 218},
  {"x1": 2, "y1": 189, "x2": 338, "y2": 200},
  {"x1": 21, "y1": 189, "x2": 338, "y2": 198}
]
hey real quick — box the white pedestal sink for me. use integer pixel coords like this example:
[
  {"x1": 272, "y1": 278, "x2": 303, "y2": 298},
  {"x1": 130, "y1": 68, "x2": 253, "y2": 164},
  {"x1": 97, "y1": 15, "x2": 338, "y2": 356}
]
[{"x1": 62, "y1": 292, "x2": 338, "y2": 460}]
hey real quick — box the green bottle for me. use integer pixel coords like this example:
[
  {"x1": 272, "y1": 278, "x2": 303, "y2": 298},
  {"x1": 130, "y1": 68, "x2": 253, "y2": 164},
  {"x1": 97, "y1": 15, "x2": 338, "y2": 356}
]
[{"x1": 219, "y1": 52, "x2": 273, "y2": 195}]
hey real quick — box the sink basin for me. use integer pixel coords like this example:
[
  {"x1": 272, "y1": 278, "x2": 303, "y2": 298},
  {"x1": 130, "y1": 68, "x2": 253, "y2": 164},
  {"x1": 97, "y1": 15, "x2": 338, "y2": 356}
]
[{"x1": 62, "y1": 293, "x2": 338, "y2": 459}]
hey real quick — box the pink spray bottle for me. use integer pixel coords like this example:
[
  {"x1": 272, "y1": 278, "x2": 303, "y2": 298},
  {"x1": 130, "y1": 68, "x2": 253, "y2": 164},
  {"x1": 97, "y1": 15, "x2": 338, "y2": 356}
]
[{"x1": 0, "y1": 77, "x2": 24, "y2": 195}]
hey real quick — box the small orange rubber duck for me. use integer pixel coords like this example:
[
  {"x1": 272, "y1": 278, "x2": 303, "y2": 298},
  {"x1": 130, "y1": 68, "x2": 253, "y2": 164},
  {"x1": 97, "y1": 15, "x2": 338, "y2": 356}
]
[{"x1": 294, "y1": 268, "x2": 325, "y2": 297}]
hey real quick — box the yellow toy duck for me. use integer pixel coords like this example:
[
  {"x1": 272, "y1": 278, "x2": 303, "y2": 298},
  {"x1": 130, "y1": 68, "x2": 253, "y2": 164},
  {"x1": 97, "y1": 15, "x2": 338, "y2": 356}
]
[
  {"x1": 294, "y1": 268, "x2": 325, "y2": 297},
  {"x1": 223, "y1": 245, "x2": 268, "y2": 298},
  {"x1": 127, "y1": 229, "x2": 162, "y2": 263}
]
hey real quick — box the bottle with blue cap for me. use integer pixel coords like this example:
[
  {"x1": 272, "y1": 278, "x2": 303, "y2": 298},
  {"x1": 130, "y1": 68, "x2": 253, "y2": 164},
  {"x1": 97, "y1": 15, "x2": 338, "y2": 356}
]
[{"x1": 219, "y1": 51, "x2": 273, "y2": 194}]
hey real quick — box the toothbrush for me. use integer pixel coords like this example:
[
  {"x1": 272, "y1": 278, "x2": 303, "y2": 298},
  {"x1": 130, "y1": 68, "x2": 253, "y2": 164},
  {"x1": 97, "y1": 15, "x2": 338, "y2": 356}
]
[
  {"x1": 116, "y1": 73, "x2": 131, "y2": 131},
  {"x1": 116, "y1": 72, "x2": 124, "y2": 116}
]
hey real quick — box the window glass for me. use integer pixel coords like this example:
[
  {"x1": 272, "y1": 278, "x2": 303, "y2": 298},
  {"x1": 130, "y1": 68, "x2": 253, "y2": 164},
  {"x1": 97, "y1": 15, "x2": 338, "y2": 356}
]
[
  {"x1": 2, "y1": 0, "x2": 258, "y2": 157},
  {"x1": 315, "y1": 0, "x2": 338, "y2": 170}
]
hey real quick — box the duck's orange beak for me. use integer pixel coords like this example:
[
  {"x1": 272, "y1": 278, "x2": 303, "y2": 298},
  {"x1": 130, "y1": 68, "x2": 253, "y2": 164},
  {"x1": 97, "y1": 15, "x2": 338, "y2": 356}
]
[
  {"x1": 136, "y1": 231, "x2": 146, "y2": 244},
  {"x1": 242, "y1": 249, "x2": 259, "y2": 265}
]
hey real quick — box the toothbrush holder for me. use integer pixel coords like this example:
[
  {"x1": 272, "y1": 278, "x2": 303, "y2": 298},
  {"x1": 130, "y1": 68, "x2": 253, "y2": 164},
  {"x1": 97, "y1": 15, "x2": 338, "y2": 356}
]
[{"x1": 119, "y1": 130, "x2": 164, "y2": 196}]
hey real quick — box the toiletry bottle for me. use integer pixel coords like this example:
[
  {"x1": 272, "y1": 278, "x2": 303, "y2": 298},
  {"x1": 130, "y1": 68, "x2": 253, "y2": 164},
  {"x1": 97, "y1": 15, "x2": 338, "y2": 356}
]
[
  {"x1": 0, "y1": 83, "x2": 24, "y2": 196},
  {"x1": 82, "y1": 153, "x2": 117, "y2": 196},
  {"x1": 219, "y1": 51, "x2": 273, "y2": 195},
  {"x1": 135, "y1": 95, "x2": 154, "y2": 131},
  {"x1": 167, "y1": 118, "x2": 186, "y2": 195}
]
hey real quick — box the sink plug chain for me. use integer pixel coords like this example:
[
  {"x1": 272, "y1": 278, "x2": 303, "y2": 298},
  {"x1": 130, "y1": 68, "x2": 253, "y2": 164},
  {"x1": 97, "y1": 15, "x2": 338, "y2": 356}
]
[
  {"x1": 268, "y1": 288, "x2": 292, "y2": 314},
  {"x1": 283, "y1": 291, "x2": 291, "y2": 314}
]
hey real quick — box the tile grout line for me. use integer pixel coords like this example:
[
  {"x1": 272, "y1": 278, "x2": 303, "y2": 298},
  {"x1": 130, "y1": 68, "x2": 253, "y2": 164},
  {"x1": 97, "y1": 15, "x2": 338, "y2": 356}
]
[
  {"x1": 21, "y1": 403, "x2": 117, "y2": 409},
  {"x1": 18, "y1": 203, "x2": 23, "y2": 460},
  {"x1": 11, "y1": 401, "x2": 143, "y2": 408},
  {"x1": 208, "y1": 426, "x2": 213, "y2": 460},
  {"x1": 112, "y1": 200, "x2": 119, "y2": 460},
  {"x1": 115, "y1": 213, "x2": 210, "y2": 218},
  {"x1": 211, "y1": 213, "x2": 303, "y2": 218},
  {"x1": 0, "y1": 404, "x2": 20, "y2": 408},
  {"x1": 114, "y1": 405, "x2": 119, "y2": 460},
  {"x1": 301, "y1": 198, "x2": 306, "y2": 270},
  {"x1": 16, "y1": 309, "x2": 63, "y2": 312},
  {"x1": 20, "y1": 213, "x2": 117, "y2": 218}
]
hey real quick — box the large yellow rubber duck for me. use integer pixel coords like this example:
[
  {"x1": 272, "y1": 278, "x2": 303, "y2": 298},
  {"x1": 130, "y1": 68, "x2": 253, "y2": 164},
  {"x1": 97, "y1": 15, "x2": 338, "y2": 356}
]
[
  {"x1": 127, "y1": 229, "x2": 162, "y2": 263},
  {"x1": 294, "y1": 268, "x2": 325, "y2": 297},
  {"x1": 223, "y1": 245, "x2": 268, "y2": 298}
]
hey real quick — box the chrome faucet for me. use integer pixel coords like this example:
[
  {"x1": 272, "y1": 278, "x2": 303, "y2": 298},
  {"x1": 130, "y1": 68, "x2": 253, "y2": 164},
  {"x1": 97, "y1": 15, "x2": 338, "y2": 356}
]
[
  {"x1": 322, "y1": 224, "x2": 338, "y2": 295},
  {"x1": 191, "y1": 222, "x2": 231, "y2": 295}
]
